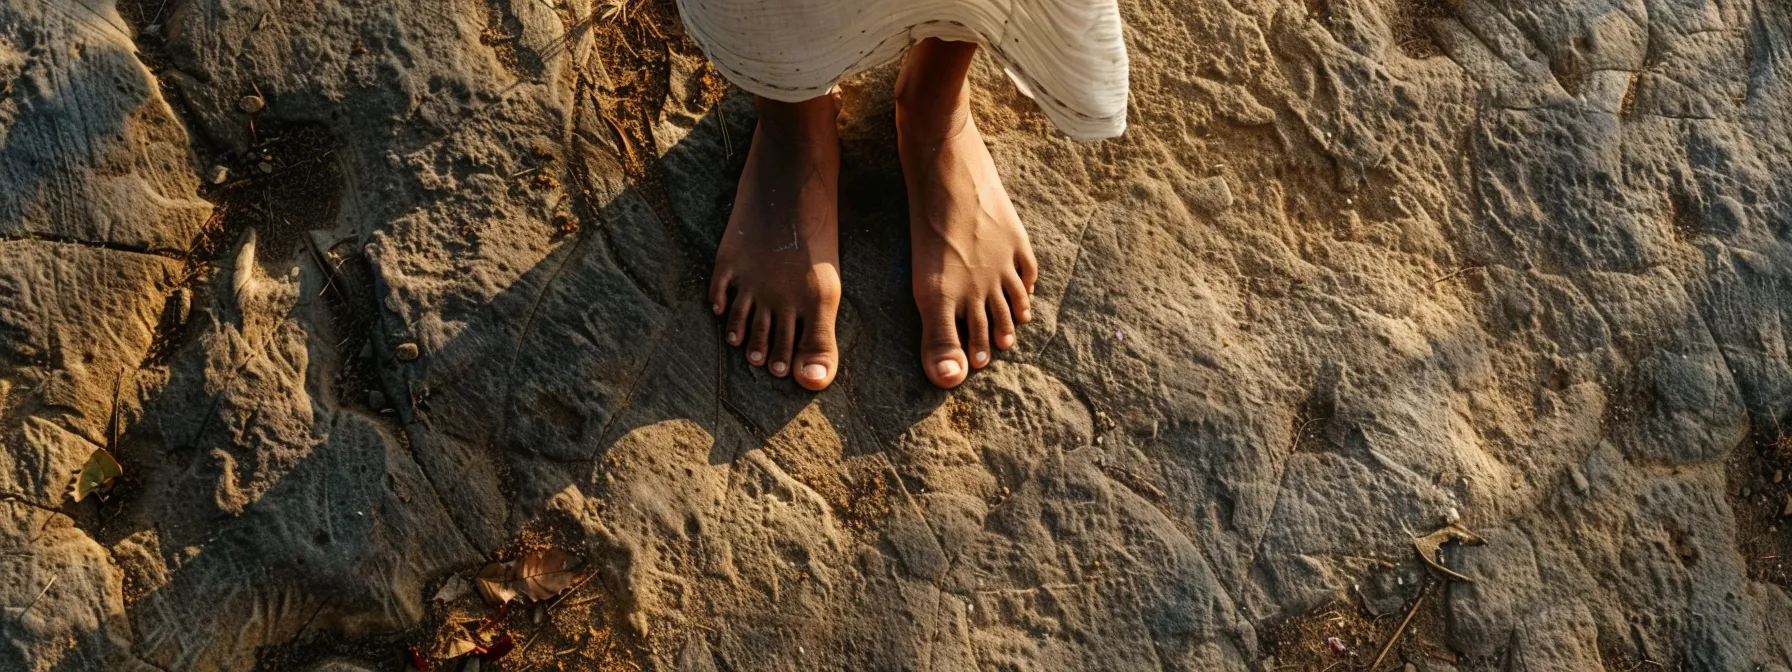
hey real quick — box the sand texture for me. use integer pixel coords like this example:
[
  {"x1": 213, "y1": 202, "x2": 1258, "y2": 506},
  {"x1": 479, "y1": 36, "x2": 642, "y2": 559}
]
[{"x1": 3, "y1": 0, "x2": 1792, "y2": 669}]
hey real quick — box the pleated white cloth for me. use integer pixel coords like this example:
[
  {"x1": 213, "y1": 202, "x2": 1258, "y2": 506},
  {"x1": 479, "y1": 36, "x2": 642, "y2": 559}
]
[{"x1": 674, "y1": 0, "x2": 1129, "y2": 141}]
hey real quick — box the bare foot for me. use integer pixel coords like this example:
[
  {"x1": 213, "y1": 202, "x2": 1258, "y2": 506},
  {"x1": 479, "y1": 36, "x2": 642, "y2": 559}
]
[
  {"x1": 709, "y1": 95, "x2": 842, "y2": 390},
  {"x1": 897, "y1": 41, "x2": 1038, "y2": 389}
]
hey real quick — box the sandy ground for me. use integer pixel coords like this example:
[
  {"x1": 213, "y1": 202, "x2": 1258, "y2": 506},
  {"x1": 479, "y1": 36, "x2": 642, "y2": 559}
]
[{"x1": 2, "y1": 0, "x2": 1792, "y2": 669}]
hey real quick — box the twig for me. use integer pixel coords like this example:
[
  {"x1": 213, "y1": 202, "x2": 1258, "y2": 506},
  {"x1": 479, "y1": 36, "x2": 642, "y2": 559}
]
[
  {"x1": 304, "y1": 234, "x2": 342, "y2": 302},
  {"x1": 1369, "y1": 588, "x2": 1427, "y2": 670},
  {"x1": 107, "y1": 370, "x2": 124, "y2": 450},
  {"x1": 514, "y1": 568, "x2": 601, "y2": 660},
  {"x1": 1430, "y1": 265, "x2": 1484, "y2": 285},
  {"x1": 718, "y1": 103, "x2": 732, "y2": 159},
  {"x1": 556, "y1": 592, "x2": 605, "y2": 609},
  {"x1": 14, "y1": 575, "x2": 57, "y2": 622}
]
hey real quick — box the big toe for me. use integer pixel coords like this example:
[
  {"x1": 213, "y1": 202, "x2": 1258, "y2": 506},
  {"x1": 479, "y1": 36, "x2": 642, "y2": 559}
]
[
  {"x1": 920, "y1": 309, "x2": 968, "y2": 389},
  {"x1": 795, "y1": 358, "x2": 836, "y2": 391},
  {"x1": 794, "y1": 325, "x2": 840, "y2": 392}
]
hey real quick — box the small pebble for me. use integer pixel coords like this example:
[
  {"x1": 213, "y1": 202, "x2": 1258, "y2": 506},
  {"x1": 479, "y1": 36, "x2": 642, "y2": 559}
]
[
  {"x1": 239, "y1": 94, "x2": 265, "y2": 113},
  {"x1": 257, "y1": 161, "x2": 274, "y2": 174},
  {"x1": 207, "y1": 165, "x2": 230, "y2": 184},
  {"x1": 1774, "y1": 469, "x2": 1783, "y2": 484},
  {"x1": 1404, "y1": 664, "x2": 1417, "y2": 672},
  {"x1": 1444, "y1": 507, "x2": 1460, "y2": 524},
  {"x1": 1783, "y1": 494, "x2": 1791, "y2": 517},
  {"x1": 395, "y1": 342, "x2": 420, "y2": 361},
  {"x1": 1742, "y1": 487, "x2": 1752, "y2": 497},
  {"x1": 367, "y1": 390, "x2": 387, "y2": 409}
]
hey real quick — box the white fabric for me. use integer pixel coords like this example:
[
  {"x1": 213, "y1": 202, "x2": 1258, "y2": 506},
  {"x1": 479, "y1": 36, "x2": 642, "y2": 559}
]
[{"x1": 674, "y1": 0, "x2": 1129, "y2": 141}]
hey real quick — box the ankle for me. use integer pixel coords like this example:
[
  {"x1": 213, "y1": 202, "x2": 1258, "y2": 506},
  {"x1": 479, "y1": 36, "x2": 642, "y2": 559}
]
[
  {"x1": 896, "y1": 82, "x2": 973, "y2": 146},
  {"x1": 755, "y1": 94, "x2": 840, "y2": 144}
]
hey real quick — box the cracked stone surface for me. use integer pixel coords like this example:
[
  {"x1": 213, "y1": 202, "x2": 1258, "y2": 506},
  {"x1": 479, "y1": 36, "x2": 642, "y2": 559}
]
[{"x1": 3, "y1": 0, "x2": 1792, "y2": 669}]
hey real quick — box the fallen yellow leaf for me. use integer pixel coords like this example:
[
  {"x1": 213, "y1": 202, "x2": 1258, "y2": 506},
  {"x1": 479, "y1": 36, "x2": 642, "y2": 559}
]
[{"x1": 71, "y1": 449, "x2": 122, "y2": 502}]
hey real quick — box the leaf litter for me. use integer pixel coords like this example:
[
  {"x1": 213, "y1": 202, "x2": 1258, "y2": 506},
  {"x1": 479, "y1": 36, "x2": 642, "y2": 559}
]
[
  {"x1": 418, "y1": 547, "x2": 591, "y2": 668},
  {"x1": 475, "y1": 548, "x2": 578, "y2": 605}
]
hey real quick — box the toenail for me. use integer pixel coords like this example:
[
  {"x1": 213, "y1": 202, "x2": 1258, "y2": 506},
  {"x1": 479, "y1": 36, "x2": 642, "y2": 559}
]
[
  {"x1": 727, "y1": 332, "x2": 740, "y2": 345},
  {"x1": 771, "y1": 362, "x2": 787, "y2": 375},
  {"x1": 749, "y1": 351, "x2": 763, "y2": 364},
  {"x1": 713, "y1": 303, "x2": 723, "y2": 315},
  {"x1": 937, "y1": 359, "x2": 961, "y2": 378},
  {"x1": 973, "y1": 351, "x2": 989, "y2": 365},
  {"x1": 802, "y1": 364, "x2": 827, "y2": 380},
  {"x1": 999, "y1": 334, "x2": 1016, "y2": 349}
]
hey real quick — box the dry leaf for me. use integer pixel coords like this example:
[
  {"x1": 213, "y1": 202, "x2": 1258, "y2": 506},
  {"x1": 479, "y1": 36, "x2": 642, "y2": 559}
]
[
  {"x1": 474, "y1": 549, "x2": 581, "y2": 605},
  {"x1": 476, "y1": 561, "x2": 519, "y2": 605},
  {"x1": 433, "y1": 574, "x2": 471, "y2": 603},
  {"x1": 515, "y1": 549, "x2": 578, "y2": 601},
  {"x1": 71, "y1": 448, "x2": 123, "y2": 502},
  {"x1": 1413, "y1": 524, "x2": 1486, "y2": 582},
  {"x1": 437, "y1": 625, "x2": 478, "y2": 659}
]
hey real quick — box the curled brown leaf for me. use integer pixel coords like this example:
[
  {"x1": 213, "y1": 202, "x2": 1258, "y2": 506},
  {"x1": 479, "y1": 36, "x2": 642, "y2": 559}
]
[
  {"x1": 1412, "y1": 524, "x2": 1486, "y2": 582},
  {"x1": 515, "y1": 549, "x2": 578, "y2": 601},
  {"x1": 475, "y1": 561, "x2": 519, "y2": 605}
]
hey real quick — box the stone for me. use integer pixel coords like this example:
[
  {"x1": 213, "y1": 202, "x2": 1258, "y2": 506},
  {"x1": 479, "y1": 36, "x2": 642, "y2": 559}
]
[{"x1": 1, "y1": 0, "x2": 1789, "y2": 669}]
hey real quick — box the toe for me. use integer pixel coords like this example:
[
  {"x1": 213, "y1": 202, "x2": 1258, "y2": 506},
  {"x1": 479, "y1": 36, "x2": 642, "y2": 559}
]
[
  {"x1": 769, "y1": 312, "x2": 796, "y2": 377},
  {"x1": 1016, "y1": 247, "x2": 1039, "y2": 293},
  {"x1": 726, "y1": 294, "x2": 753, "y2": 346},
  {"x1": 1003, "y1": 274, "x2": 1033, "y2": 324},
  {"x1": 747, "y1": 307, "x2": 772, "y2": 366},
  {"x1": 794, "y1": 309, "x2": 840, "y2": 391},
  {"x1": 965, "y1": 301, "x2": 992, "y2": 369},
  {"x1": 708, "y1": 269, "x2": 733, "y2": 316},
  {"x1": 920, "y1": 303, "x2": 968, "y2": 388},
  {"x1": 989, "y1": 291, "x2": 1017, "y2": 350}
]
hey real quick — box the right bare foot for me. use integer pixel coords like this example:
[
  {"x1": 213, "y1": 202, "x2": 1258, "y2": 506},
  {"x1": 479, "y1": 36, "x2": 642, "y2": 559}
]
[{"x1": 709, "y1": 95, "x2": 842, "y2": 391}]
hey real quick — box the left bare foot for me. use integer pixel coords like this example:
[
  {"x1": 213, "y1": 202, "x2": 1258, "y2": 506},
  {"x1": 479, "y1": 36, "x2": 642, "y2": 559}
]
[{"x1": 897, "y1": 40, "x2": 1038, "y2": 389}]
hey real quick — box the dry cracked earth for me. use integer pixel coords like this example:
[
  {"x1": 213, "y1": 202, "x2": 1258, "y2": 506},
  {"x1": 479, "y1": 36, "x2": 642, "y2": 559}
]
[{"x1": 3, "y1": 0, "x2": 1792, "y2": 670}]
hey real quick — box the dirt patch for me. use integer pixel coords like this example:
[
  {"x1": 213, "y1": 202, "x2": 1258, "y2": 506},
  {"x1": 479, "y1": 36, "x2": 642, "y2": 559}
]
[
  {"x1": 204, "y1": 123, "x2": 345, "y2": 268},
  {"x1": 1390, "y1": 0, "x2": 1451, "y2": 60},
  {"x1": 312, "y1": 240, "x2": 388, "y2": 413},
  {"x1": 258, "y1": 519, "x2": 649, "y2": 672},
  {"x1": 140, "y1": 122, "x2": 344, "y2": 365},
  {"x1": 1259, "y1": 582, "x2": 1456, "y2": 671},
  {"x1": 1727, "y1": 431, "x2": 1792, "y2": 589},
  {"x1": 481, "y1": 0, "x2": 547, "y2": 79}
]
